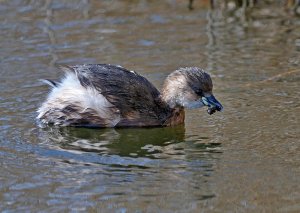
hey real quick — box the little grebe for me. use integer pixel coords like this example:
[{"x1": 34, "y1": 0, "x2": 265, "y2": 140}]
[{"x1": 37, "y1": 64, "x2": 223, "y2": 127}]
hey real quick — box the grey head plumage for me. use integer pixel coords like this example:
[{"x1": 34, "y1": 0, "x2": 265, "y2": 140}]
[{"x1": 161, "y1": 67, "x2": 223, "y2": 114}]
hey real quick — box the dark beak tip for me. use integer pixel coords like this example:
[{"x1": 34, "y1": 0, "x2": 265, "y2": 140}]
[
  {"x1": 207, "y1": 105, "x2": 223, "y2": 115},
  {"x1": 202, "y1": 95, "x2": 223, "y2": 114},
  {"x1": 216, "y1": 105, "x2": 223, "y2": 112}
]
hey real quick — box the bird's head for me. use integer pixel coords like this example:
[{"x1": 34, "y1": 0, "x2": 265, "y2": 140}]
[{"x1": 161, "y1": 67, "x2": 223, "y2": 115}]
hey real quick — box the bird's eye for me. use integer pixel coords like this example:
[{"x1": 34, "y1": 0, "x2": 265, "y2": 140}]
[{"x1": 195, "y1": 89, "x2": 203, "y2": 96}]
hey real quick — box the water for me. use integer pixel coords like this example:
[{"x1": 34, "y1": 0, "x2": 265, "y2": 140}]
[{"x1": 0, "y1": 1, "x2": 299, "y2": 212}]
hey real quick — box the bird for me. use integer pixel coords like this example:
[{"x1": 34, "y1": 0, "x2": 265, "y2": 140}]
[{"x1": 37, "y1": 64, "x2": 223, "y2": 128}]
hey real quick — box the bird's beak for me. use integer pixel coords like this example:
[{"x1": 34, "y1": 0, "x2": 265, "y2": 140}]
[{"x1": 201, "y1": 95, "x2": 223, "y2": 115}]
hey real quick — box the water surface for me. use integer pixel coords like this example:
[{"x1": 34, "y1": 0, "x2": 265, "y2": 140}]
[{"x1": 0, "y1": 1, "x2": 299, "y2": 212}]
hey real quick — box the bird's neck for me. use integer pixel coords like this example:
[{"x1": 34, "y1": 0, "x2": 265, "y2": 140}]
[
  {"x1": 160, "y1": 80, "x2": 179, "y2": 109},
  {"x1": 159, "y1": 77, "x2": 185, "y2": 126},
  {"x1": 156, "y1": 91, "x2": 185, "y2": 126}
]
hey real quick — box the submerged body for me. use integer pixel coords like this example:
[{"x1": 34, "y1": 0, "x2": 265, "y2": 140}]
[{"x1": 37, "y1": 64, "x2": 222, "y2": 127}]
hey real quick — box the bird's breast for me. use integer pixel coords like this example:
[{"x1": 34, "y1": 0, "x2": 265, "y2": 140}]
[{"x1": 165, "y1": 107, "x2": 185, "y2": 126}]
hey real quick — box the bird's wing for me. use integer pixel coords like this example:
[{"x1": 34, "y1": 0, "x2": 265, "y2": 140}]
[{"x1": 60, "y1": 64, "x2": 170, "y2": 126}]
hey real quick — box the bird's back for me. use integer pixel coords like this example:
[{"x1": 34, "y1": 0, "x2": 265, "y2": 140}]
[{"x1": 37, "y1": 64, "x2": 172, "y2": 127}]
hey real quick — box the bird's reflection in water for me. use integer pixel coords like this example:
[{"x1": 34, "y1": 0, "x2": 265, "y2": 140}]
[
  {"x1": 40, "y1": 126, "x2": 188, "y2": 159},
  {"x1": 39, "y1": 125, "x2": 221, "y2": 202}
]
